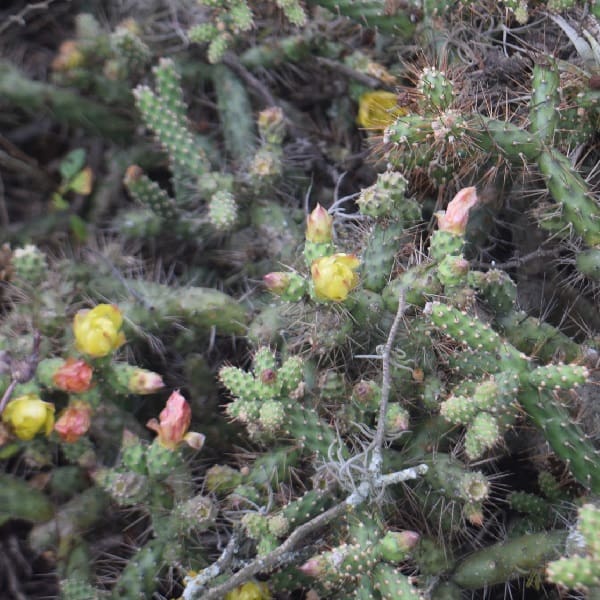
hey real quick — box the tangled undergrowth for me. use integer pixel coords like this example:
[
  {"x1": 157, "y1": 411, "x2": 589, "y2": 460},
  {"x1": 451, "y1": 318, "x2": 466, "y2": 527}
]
[{"x1": 1, "y1": 0, "x2": 599, "y2": 599}]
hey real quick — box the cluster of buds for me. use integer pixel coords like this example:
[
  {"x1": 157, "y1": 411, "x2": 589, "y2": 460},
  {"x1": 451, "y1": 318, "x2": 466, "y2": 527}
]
[
  {"x1": 0, "y1": 304, "x2": 164, "y2": 445},
  {"x1": 264, "y1": 204, "x2": 360, "y2": 303}
]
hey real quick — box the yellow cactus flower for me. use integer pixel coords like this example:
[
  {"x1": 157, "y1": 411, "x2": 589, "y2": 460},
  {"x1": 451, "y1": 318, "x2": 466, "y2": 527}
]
[
  {"x1": 357, "y1": 91, "x2": 407, "y2": 129},
  {"x1": 224, "y1": 581, "x2": 271, "y2": 600},
  {"x1": 2, "y1": 394, "x2": 55, "y2": 441},
  {"x1": 311, "y1": 253, "x2": 360, "y2": 302},
  {"x1": 73, "y1": 304, "x2": 126, "y2": 358}
]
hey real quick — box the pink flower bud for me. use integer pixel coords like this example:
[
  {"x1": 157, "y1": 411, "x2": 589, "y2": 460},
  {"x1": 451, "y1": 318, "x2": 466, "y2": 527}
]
[
  {"x1": 263, "y1": 272, "x2": 290, "y2": 294},
  {"x1": 299, "y1": 557, "x2": 322, "y2": 578},
  {"x1": 436, "y1": 186, "x2": 479, "y2": 235},
  {"x1": 306, "y1": 204, "x2": 333, "y2": 243}
]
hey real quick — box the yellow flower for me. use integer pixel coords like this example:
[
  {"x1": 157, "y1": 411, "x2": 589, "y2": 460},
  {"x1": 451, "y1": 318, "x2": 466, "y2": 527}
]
[
  {"x1": 224, "y1": 581, "x2": 271, "y2": 600},
  {"x1": 73, "y1": 304, "x2": 126, "y2": 358},
  {"x1": 311, "y1": 253, "x2": 360, "y2": 302},
  {"x1": 357, "y1": 91, "x2": 408, "y2": 129},
  {"x1": 2, "y1": 394, "x2": 55, "y2": 441}
]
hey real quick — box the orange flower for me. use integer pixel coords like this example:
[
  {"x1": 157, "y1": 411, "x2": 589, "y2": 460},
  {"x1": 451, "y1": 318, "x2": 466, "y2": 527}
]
[
  {"x1": 435, "y1": 187, "x2": 479, "y2": 235},
  {"x1": 54, "y1": 401, "x2": 92, "y2": 443},
  {"x1": 147, "y1": 390, "x2": 205, "y2": 451},
  {"x1": 53, "y1": 358, "x2": 93, "y2": 393}
]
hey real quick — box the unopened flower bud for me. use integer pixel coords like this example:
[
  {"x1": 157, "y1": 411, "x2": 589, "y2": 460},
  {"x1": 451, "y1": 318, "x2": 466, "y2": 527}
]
[
  {"x1": 263, "y1": 272, "x2": 290, "y2": 294},
  {"x1": 128, "y1": 368, "x2": 164, "y2": 394},
  {"x1": 306, "y1": 204, "x2": 333, "y2": 243},
  {"x1": 378, "y1": 530, "x2": 420, "y2": 562},
  {"x1": 436, "y1": 186, "x2": 479, "y2": 235}
]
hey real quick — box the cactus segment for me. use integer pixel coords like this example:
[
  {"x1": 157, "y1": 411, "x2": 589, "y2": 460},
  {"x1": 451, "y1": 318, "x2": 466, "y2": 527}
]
[
  {"x1": 530, "y1": 62, "x2": 560, "y2": 143},
  {"x1": 451, "y1": 531, "x2": 567, "y2": 589}
]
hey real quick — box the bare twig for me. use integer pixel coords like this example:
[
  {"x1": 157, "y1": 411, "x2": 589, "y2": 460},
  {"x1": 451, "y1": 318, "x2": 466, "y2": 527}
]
[
  {"x1": 472, "y1": 248, "x2": 558, "y2": 270},
  {"x1": 315, "y1": 56, "x2": 395, "y2": 90},
  {"x1": 370, "y1": 289, "x2": 407, "y2": 474},
  {"x1": 0, "y1": 0, "x2": 60, "y2": 35},
  {"x1": 185, "y1": 501, "x2": 351, "y2": 600},
  {"x1": 0, "y1": 331, "x2": 41, "y2": 414}
]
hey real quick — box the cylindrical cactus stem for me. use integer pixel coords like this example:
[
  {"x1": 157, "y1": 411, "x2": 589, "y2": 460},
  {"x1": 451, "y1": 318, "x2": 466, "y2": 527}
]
[
  {"x1": 300, "y1": 541, "x2": 380, "y2": 584},
  {"x1": 467, "y1": 268, "x2": 517, "y2": 316},
  {"x1": 537, "y1": 148, "x2": 600, "y2": 246},
  {"x1": 529, "y1": 61, "x2": 560, "y2": 143},
  {"x1": 0, "y1": 473, "x2": 54, "y2": 526},
  {"x1": 361, "y1": 221, "x2": 413, "y2": 292},
  {"x1": 451, "y1": 530, "x2": 567, "y2": 589},
  {"x1": 207, "y1": 189, "x2": 238, "y2": 232},
  {"x1": 496, "y1": 310, "x2": 582, "y2": 363},
  {"x1": 426, "y1": 302, "x2": 523, "y2": 363},
  {"x1": 110, "y1": 539, "x2": 166, "y2": 600},
  {"x1": 89, "y1": 277, "x2": 248, "y2": 336},
  {"x1": 60, "y1": 578, "x2": 105, "y2": 600},
  {"x1": 464, "y1": 411, "x2": 502, "y2": 459},
  {"x1": 212, "y1": 64, "x2": 255, "y2": 164},
  {"x1": 93, "y1": 468, "x2": 149, "y2": 506},
  {"x1": 423, "y1": 454, "x2": 490, "y2": 504},
  {"x1": 576, "y1": 248, "x2": 600, "y2": 282},
  {"x1": 305, "y1": 0, "x2": 417, "y2": 36},
  {"x1": 109, "y1": 23, "x2": 151, "y2": 78},
  {"x1": 417, "y1": 66, "x2": 454, "y2": 112},
  {"x1": 123, "y1": 165, "x2": 178, "y2": 220},
  {"x1": 518, "y1": 387, "x2": 600, "y2": 493},
  {"x1": 526, "y1": 363, "x2": 588, "y2": 391},
  {"x1": 383, "y1": 264, "x2": 442, "y2": 310},
  {"x1": 133, "y1": 85, "x2": 208, "y2": 177},
  {"x1": 357, "y1": 171, "x2": 418, "y2": 222},
  {"x1": 372, "y1": 562, "x2": 422, "y2": 599},
  {"x1": 153, "y1": 57, "x2": 186, "y2": 120}
]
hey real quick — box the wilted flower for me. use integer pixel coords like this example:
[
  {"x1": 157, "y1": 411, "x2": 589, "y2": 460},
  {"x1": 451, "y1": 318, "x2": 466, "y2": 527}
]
[
  {"x1": 305, "y1": 204, "x2": 333, "y2": 243},
  {"x1": 146, "y1": 390, "x2": 205, "y2": 451},
  {"x1": 435, "y1": 186, "x2": 479, "y2": 235},
  {"x1": 53, "y1": 358, "x2": 93, "y2": 393},
  {"x1": 311, "y1": 253, "x2": 360, "y2": 302},
  {"x1": 357, "y1": 90, "x2": 407, "y2": 129},
  {"x1": 54, "y1": 401, "x2": 92, "y2": 443},
  {"x1": 224, "y1": 581, "x2": 271, "y2": 600},
  {"x1": 2, "y1": 394, "x2": 55, "y2": 441},
  {"x1": 73, "y1": 304, "x2": 126, "y2": 358}
]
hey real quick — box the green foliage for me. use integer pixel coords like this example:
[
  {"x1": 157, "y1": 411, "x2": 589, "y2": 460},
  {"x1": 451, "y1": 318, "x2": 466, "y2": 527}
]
[{"x1": 2, "y1": 2, "x2": 600, "y2": 599}]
